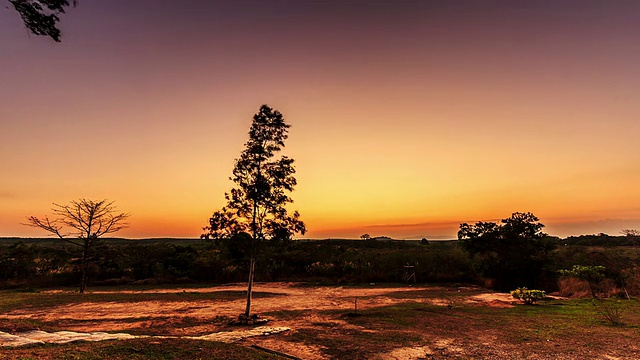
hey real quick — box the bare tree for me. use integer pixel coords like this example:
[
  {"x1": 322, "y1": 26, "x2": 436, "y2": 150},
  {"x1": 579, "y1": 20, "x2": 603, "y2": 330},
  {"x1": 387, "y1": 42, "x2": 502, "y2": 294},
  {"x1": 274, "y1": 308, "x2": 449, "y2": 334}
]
[
  {"x1": 26, "y1": 199, "x2": 130, "y2": 293},
  {"x1": 621, "y1": 229, "x2": 640, "y2": 237}
]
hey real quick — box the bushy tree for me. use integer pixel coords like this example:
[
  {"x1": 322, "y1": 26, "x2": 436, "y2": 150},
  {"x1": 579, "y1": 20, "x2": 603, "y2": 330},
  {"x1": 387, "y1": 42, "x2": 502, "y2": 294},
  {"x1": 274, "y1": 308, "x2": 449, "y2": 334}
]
[
  {"x1": 202, "y1": 105, "x2": 305, "y2": 319},
  {"x1": 458, "y1": 212, "x2": 556, "y2": 290}
]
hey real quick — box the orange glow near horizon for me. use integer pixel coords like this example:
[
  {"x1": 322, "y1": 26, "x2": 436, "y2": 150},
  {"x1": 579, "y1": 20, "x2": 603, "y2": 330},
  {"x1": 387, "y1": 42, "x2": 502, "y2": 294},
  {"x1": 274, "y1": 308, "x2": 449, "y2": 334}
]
[{"x1": 1, "y1": 2, "x2": 640, "y2": 239}]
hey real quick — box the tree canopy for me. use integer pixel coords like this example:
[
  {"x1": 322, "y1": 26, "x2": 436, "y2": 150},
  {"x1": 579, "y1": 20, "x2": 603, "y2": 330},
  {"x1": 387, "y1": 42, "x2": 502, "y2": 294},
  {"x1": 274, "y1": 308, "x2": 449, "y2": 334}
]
[
  {"x1": 8, "y1": 0, "x2": 75, "y2": 42},
  {"x1": 203, "y1": 105, "x2": 305, "y2": 243},
  {"x1": 458, "y1": 212, "x2": 556, "y2": 290}
]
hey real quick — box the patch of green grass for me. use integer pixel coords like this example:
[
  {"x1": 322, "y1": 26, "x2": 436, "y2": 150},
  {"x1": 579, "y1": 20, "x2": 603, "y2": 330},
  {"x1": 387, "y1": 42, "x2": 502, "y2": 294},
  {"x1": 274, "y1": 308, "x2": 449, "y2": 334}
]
[
  {"x1": 1, "y1": 338, "x2": 280, "y2": 360},
  {"x1": 88, "y1": 283, "x2": 225, "y2": 292},
  {"x1": 0, "y1": 290, "x2": 283, "y2": 313},
  {"x1": 128, "y1": 315, "x2": 234, "y2": 336},
  {"x1": 0, "y1": 318, "x2": 53, "y2": 333},
  {"x1": 289, "y1": 327, "x2": 421, "y2": 359},
  {"x1": 378, "y1": 286, "x2": 487, "y2": 301},
  {"x1": 316, "y1": 297, "x2": 640, "y2": 355}
]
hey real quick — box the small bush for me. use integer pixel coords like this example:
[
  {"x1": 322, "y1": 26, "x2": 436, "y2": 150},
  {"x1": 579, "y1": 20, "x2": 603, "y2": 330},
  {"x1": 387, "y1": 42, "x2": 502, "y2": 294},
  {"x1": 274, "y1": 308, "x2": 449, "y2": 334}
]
[
  {"x1": 510, "y1": 287, "x2": 546, "y2": 305},
  {"x1": 593, "y1": 299, "x2": 626, "y2": 325}
]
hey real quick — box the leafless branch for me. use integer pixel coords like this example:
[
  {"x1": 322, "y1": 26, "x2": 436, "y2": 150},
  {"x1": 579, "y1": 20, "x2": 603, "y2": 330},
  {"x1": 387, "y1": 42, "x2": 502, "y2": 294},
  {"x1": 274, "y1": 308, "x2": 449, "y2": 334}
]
[
  {"x1": 24, "y1": 198, "x2": 130, "y2": 293},
  {"x1": 25, "y1": 199, "x2": 130, "y2": 247}
]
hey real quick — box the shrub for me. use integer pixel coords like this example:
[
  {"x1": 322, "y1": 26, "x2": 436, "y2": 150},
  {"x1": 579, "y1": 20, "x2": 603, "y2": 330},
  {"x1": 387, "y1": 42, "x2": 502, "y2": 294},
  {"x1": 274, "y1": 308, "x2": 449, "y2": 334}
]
[
  {"x1": 593, "y1": 299, "x2": 626, "y2": 325},
  {"x1": 559, "y1": 265, "x2": 606, "y2": 298},
  {"x1": 510, "y1": 287, "x2": 546, "y2": 305}
]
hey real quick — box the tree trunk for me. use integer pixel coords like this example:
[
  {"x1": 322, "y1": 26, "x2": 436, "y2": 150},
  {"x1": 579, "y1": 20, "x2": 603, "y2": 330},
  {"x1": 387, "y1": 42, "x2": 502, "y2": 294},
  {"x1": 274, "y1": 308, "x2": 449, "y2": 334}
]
[
  {"x1": 244, "y1": 256, "x2": 256, "y2": 317},
  {"x1": 588, "y1": 281, "x2": 597, "y2": 299},
  {"x1": 244, "y1": 190, "x2": 259, "y2": 319},
  {"x1": 79, "y1": 246, "x2": 88, "y2": 294}
]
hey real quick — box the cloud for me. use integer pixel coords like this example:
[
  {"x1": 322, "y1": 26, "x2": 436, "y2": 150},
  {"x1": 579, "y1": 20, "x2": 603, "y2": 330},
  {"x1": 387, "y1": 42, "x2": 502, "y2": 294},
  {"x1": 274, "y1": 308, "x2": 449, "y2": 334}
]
[
  {"x1": 0, "y1": 192, "x2": 15, "y2": 199},
  {"x1": 364, "y1": 218, "x2": 502, "y2": 230}
]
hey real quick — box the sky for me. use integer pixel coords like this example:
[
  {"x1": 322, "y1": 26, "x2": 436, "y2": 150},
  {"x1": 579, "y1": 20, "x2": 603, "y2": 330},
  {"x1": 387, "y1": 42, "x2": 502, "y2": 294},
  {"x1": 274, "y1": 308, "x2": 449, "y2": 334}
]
[{"x1": 1, "y1": 0, "x2": 639, "y2": 239}]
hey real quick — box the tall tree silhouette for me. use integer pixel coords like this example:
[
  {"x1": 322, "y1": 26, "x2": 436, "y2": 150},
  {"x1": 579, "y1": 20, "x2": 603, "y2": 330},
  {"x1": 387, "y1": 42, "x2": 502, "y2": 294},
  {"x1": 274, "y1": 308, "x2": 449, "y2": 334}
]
[
  {"x1": 8, "y1": 0, "x2": 75, "y2": 42},
  {"x1": 26, "y1": 199, "x2": 130, "y2": 293},
  {"x1": 203, "y1": 105, "x2": 305, "y2": 320}
]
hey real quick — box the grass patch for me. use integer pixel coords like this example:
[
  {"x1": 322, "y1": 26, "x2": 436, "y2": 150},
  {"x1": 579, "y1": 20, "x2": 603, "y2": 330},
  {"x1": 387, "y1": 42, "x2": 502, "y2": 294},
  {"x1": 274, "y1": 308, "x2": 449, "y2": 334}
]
[
  {"x1": 289, "y1": 327, "x2": 421, "y2": 359},
  {"x1": 1, "y1": 338, "x2": 280, "y2": 360},
  {"x1": 0, "y1": 318, "x2": 53, "y2": 333},
  {"x1": 305, "y1": 298, "x2": 640, "y2": 358},
  {"x1": 381, "y1": 285, "x2": 487, "y2": 300},
  {"x1": 0, "y1": 290, "x2": 282, "y2": 313}
]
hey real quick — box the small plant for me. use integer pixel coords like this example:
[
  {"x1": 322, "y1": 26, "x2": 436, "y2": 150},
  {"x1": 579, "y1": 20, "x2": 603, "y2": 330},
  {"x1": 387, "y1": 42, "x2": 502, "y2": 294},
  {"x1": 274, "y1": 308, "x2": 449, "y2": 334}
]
[
  {"x1": 593, "y1": 299, "x2": 626, "y2": 325},
  {"x1": 510, "y1": 287, "x2": 546, "y2": 305}
]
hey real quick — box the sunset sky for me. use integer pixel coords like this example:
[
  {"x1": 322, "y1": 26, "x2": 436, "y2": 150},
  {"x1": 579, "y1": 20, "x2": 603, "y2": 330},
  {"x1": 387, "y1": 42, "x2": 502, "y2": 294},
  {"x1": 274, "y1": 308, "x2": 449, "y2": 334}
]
[{"x1": 1, "y1": 1, "x2": 639, "y2": 239}]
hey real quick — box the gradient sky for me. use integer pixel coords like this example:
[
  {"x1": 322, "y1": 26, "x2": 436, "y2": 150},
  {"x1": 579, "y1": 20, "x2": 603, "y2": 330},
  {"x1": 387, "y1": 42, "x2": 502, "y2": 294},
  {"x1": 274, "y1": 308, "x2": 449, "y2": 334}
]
[{"x1": 1, "y1": 1, "x2": 639, "y2": 239}]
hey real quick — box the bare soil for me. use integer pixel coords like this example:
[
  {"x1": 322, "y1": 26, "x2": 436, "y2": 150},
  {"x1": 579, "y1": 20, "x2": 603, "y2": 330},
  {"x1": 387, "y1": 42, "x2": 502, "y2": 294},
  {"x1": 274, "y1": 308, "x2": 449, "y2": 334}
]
[{"x1": 1, "y1": 282, "x2": 639, "y2": 359}]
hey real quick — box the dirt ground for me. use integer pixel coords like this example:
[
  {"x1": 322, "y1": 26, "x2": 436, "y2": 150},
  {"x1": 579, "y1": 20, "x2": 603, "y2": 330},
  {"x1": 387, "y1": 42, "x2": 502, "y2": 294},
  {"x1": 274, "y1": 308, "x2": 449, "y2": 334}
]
[
  {"x1": 3, "y1": 283, "x2": 514, "y2": 326},
  {"x1": 1, "y1": 283, "x2": 638, "y2": 359}
]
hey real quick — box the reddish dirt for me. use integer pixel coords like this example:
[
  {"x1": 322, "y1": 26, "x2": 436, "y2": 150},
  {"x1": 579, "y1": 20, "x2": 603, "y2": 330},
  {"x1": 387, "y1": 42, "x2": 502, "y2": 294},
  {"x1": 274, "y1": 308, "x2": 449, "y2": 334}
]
[
  {"x1": 4, "y1": 283, "x2": 455, "y2": 332},
  {"x1": 0, "y1": 283, "x2": 485, "y2": 358},
  {"x1": 1, "y1": 283, "x2": 637, "y2": 359}
]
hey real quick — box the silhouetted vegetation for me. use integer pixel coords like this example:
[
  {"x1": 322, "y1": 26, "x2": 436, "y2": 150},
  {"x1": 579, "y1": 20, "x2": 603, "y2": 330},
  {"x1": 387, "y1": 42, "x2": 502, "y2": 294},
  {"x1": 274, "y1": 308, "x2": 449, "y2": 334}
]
[
  {"x1": 2, "y1": 236, "x2": 638, "y2": 297},
  {"x1": 202, "y1": 105, "x2": 305, "y2": 319},
  {"x1": 0, "y1": 239, "x2": 468, "y2": 289},
  {"x1": 8, "y1": 0, "x2": 75, "y2": 41},
  {"x1": 458, "y1": 212, "x2": 557, "y2": 291},
  {"x1": 562, "y1": 233, "x2": 640, "y2": 247}
]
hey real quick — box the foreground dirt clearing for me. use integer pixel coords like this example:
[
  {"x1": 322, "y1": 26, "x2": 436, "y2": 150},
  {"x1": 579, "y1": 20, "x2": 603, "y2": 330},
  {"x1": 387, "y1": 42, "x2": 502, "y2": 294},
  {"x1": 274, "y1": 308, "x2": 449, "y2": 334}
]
[
  {"x1": 1, "y1": 283, "x2": 639, "y2": 359},
  {"x1": 1, "y1": 283, "x2": 467, "y2": 333}
]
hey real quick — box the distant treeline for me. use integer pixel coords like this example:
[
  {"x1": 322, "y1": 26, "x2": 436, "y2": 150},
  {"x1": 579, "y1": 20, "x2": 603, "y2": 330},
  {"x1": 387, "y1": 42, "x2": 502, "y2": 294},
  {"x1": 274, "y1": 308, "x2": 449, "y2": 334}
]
[
  {"x1": 561, "y1": 234, "x2": 640, "y2": 247},
  {"x1": 0, "y1": 239, "x2": 470, "y2": 288},
  {"x1": 1, "y1": 237, "x2": 638, "y2": 294},
  {"x1": 2, "y1": 234, "x2": 638, "y2": 247}
]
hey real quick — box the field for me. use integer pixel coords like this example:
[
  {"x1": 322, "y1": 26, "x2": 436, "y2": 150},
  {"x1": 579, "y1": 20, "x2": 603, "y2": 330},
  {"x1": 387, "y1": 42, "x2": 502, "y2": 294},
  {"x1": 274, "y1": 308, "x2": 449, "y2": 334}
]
[{"x1": 1, "y1": 282, "x2": 639, "y2": 359}]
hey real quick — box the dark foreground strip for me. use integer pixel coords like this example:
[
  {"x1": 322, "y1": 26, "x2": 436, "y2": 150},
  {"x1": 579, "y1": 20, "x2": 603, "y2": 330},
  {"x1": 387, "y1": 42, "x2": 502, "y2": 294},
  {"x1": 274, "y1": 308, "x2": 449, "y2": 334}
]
[{"x1": 250, "y1": 344, "x2": 302, "y2": 360}]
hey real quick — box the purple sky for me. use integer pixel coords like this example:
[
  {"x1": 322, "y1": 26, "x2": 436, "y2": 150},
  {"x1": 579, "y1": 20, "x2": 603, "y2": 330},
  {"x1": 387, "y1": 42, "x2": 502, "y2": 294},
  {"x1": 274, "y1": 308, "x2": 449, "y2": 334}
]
[{"x1": 1, "y1": 1, "x2": 639, "y2": 239}]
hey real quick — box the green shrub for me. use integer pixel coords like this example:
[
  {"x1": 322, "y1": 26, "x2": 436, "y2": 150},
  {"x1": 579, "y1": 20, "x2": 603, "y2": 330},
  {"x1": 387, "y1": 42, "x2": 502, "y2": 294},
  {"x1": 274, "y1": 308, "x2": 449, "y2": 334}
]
[
  {"x1": 510, "y1": 287, "x2": 546, "y2": 305},
  {"x1": 592, "y1": 299, "x2": 627, "y2": 325}
]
